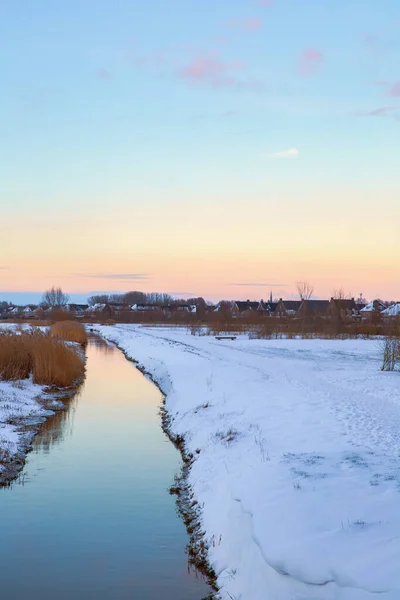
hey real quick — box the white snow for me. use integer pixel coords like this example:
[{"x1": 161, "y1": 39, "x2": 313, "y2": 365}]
[
  {"x1": 96, "y1": 324, "x2": 400, "y2": 600},
  {"x1": 88, "y1": 303, "x2": 107, "y2": 312},
  {"x1": 360, "y1": 300, "x2": 386, "y2": 313},
  {"x1": 382, "y1": 303, "x2": 400, "y2": 317},
  {"x1": 0, "y1": 378, "x2": 54, "y2": 471}
]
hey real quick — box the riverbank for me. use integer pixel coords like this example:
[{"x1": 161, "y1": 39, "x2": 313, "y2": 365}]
[
  {"x1": 0, "y1": 377, "x2": 83, "y2": 486},
  {"x1": 114, "y1": 342, "x2": 219, "y2": 595},
  {"x1": 0, "y1": 325, "x2": 86, "y2": 486},
  {"x1": 96, "y1": 324, "x2": 400, "y2": 600}
]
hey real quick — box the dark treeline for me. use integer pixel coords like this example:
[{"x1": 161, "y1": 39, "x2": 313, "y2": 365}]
[{"x1": 87, "y1": 290, "x2": 207, "y2": 309}]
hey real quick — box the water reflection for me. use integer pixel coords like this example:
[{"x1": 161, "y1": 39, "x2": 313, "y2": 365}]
[
  {"x1": 0, "y1": 336, "x2": 210, "y2": 600},
  {"x1": 33, "y1": 394, "x2": 79, "y2": 454}
]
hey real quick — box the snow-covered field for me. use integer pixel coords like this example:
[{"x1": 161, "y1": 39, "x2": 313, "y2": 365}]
[{"x1": 97, "y1": 324, "x2": 400, "y2": 600}]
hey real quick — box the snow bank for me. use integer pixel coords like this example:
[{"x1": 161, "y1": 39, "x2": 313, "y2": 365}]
[
  {"x1": 0, "y1": 378, "x2": 58, "y2": 478},
  {"x1": 97, "y1": 325, "x2": 400, "y2": 599}
]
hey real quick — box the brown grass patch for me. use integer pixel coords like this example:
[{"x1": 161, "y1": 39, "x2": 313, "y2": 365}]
[
  {"x1": 0, "y1": 333, "x2": 32, "y2": 380},
  {"x1": 51, "y1": 321, "x2": 88, "y2": 345},
  {"x1": 0, "y1": 330, "x2": 85, "y2": 387}
]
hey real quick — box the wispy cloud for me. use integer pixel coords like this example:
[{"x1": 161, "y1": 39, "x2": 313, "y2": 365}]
[
  {"x1": 257, "y1": 0, "x2": 274, "y2": 5},
  {"x1": 298, "y1": 48, "x2": 324, "y2": 77},
  {"x1": 178, "y1": 53, "x2": 264, "y2": 93},
  {"x1": 76, "y1": 273, "x2": 150, "y2": 281},
  {"x1": 227, "y1": 17, "x2": 262, "y2": 32},
  {"x1": 266, "y1": 148, "x2": 299, "y2": 159},
  {"x1": 130, "y1": 42, "x2": 265, "y2": 94},
  {"x1": 356, "y1": 106, "x2": 400, "y2": 117},
  {"x1": 96, "y1": 68, "x2": 112, "y2": 81},
  {"x1": 229, "y1": 282, "x2": 286, "y2": 287}
]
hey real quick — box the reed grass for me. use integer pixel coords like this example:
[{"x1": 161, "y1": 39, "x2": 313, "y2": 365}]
[
  {"x1": 50, "y1": 321, "x2": 88, "y2": 345},
  {"x1": 0, "y1": 330, "x2": 85, "y2": 387}
]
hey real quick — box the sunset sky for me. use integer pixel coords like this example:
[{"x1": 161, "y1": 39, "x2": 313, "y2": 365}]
[{"x1": 1, "y1": 0, "x2": 399, "y2": 303}]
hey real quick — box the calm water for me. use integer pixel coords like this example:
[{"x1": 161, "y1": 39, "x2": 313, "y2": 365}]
[{"x1": 0, "y1": 337, "x2": 209, "y2": 600}]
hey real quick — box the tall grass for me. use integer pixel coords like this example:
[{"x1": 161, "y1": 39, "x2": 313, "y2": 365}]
[
  {"x1": 0, "y1": 333, "x2": 31, "y2": 380},
  {"x1": 51, "y1": 321, "x2": 87, "y2": 345},
  {"x1": 0, "y1": 330, "x2": 85, "y2": 387}
]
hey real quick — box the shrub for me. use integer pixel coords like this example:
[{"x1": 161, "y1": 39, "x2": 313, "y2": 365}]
[
  {"x1": 51, "y1": 321, "x2": 87, "y2": 345},
  {"x1": 381, "y1": 337, "x2": 400, "y2": 372},
  {"x1": 0, "y1": 331, "x2": 85, "y2": 387}
]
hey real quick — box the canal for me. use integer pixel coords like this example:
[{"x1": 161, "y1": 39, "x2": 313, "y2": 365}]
[{"x1": 0, "y1": 336, "x2": 210, "y2": 600}]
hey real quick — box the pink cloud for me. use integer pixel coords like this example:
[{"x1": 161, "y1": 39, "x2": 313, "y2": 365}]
[
  {"x1": 178, "y1": 53, "x2": 264, "y2": 93},
  {"x1": 179, "y1": 55, "x2": 240, "y2": 86},
  {"x1": 357, "y1": 105, "x2": 400, "y2": 116},
  {"x1": 258, "y1": 0, "x2": 274, "y2": 5},
  {"x1": 228, "y1": 17, "x2": 262, "y2": 31},
  {"x1": 389, "y1": 82, "x2": 400, "y2": 96},
  {"x1": 298, "y1": 48, "x2": 324, "y2": 76}
]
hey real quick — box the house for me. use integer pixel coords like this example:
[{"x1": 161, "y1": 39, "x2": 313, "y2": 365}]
[
  {"x1": 21, "y1": 305, "x2": 38, "y2": 319},
  {"x1": 162, "y1": 303, "x2": 197, "y2": 315},
  {"x1": 328, "y1": 298, "x2": 359, "y2": 321},
  {"x1": 214, "y1": 300, "x2": 272, "y2": 317},
  {"x1": 274, "y1": 299, "x2": 302, "y2": 318},
  {"x1": 4, "y1": 306, "x2": 23, "y2": 318},
  {"x1": 296, "y1": 300, "x2": 330, "y2": 320},
  {"x1": 262, "y1": 302, "x2": 278, "y2": 316},
  {"x1": 131, "y1": 303, "x2": 161, "y2": 312},
  {"x1": 360, "y1": 299, "x2": 387, "y2": 321},
  {"x1": 234, "y1": 300, "x2": 260, "y2": 315},
  {"x1": 65, "y1": 304, "x2": 88, "y2": 318},
  {"x1": 214, "y1": 301, "x2": 240, "y2": 315},
  {"x1": 382, "y1": 303, "x2": 400, "y2": 319},
  {"x1": 87, "y1": 303, "x2": 113, "y2": 319},
  {"x1": 257, "y1": 300, "x2": 277, "y2": 316}
]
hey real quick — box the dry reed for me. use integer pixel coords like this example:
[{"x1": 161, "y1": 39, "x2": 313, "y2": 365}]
[
  {"x1": 50, "y1": 321, "x2": 88, "y2": 345},
  {"x1": 0, "y1": 330, "x2": 85, "y2": 387}
]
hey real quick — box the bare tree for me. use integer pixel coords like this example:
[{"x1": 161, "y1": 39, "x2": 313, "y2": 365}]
[
  {"x1": 332, "y1": 287, "x2": 353, "y2": 300},
  {"x1": 122, "y1": 291, "x2": 147, "y2": 305},
  {"x1": 87, "y1": 294, "x2": 110, "y2": 306},
  {"x1": 296, "y1": 281, "x2": 314, "y2": 300},
  {"x1": 42, "y1": 286, "x2": 69, "y2": 308},
  {"x1": 356, "y1": 293, "x2": 368, "y2": 306}
]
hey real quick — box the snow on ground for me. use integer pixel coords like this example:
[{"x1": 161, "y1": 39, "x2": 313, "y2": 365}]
[
  {"x1": 97, "y1": 324, "x2": 400, "y2": 600},
  {"x1": 0, "y1": 378, "x2": 53, "y2": 471}
]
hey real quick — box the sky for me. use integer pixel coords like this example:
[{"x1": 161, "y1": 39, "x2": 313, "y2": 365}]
[{"x1": 1, "y1": 0, "x2": 399, "y2": 304}]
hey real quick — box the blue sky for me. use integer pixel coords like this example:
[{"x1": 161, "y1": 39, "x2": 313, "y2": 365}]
[{"x1": 1, "y1": 1, "x2": 399, "y2": 303}]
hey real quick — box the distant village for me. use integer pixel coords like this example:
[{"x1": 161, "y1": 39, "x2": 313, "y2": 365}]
[{"x1": 1, "y1": 294, "x2": 399, "y2": 323}]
